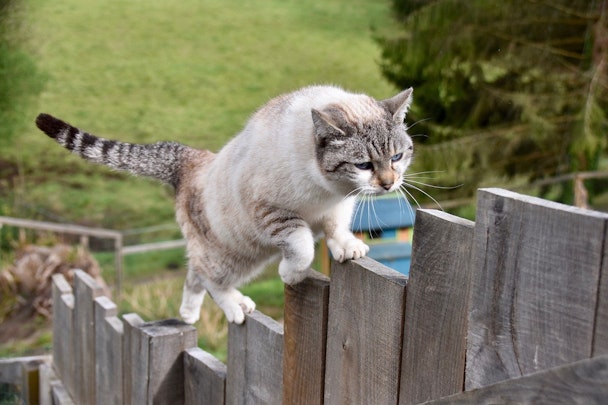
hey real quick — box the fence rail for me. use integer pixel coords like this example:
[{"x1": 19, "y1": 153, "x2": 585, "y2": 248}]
[
  {"x1": 3, "y1": 188, "x2": 608, "y2": 404},
  {"x1": 0, "y1": 216, "x2": 185, "y2": 297}
]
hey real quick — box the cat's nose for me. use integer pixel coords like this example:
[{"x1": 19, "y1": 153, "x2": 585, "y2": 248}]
[{"x1": 381, "y1": 182, "x2": 393, "y2": 191}]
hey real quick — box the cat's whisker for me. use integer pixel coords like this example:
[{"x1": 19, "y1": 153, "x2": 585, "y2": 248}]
[
  {"x1": 368, "y1": 196, "x2": 383, "y2": 236},
  {"x1": 364, "y1": 195, "x2": 377, "y2": 238},
  {"x1": 406, "y1": 117, "x2": 431, "y2": 131},
  {"x1": 399, "y1": 186, "x2": 423, "y2": 211},
  {"x1": 351, "y1": 188, "x2": 369, "y2": 233},
  {"x1": 401, "y1": 182, "x2": 445, "y2": 211},
  {"x1": 403, "y1": 170, "x2": 445, "y2": 178},
  {"x1": 404, "y1": 179, "x2": 463, "y2": 190},
  {"x1": 396, "y1": 188, "x2": 416, "y2": 222}
]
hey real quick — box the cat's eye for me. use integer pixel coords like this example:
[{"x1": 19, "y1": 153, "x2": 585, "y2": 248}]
[
  {"x1": 391, "y1": 153, "x2": 403, "y2": 162},
  {"x1": 355, "y1": 162, "x2": 374, "y2": 170}
]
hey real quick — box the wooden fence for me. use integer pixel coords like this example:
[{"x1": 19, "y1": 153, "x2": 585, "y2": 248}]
[{"x1": 5, "y1": 188, "x2": 608, "y2": 404}]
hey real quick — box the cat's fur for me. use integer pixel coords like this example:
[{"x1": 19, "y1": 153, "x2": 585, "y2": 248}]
[{"x1": 35, "y1": 85, "x2": 414, "y2": 324}]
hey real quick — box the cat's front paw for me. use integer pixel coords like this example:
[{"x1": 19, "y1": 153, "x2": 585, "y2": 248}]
[
  {"x1": 180, "y1": 306, "x2": 201, "y2": 325},
  {"x1": 279, "y1": 264, "x2": 312, "y2": 285},
  {"x1": 327, "y1": 237, "x2": 369, "y2": 263},
  {"x1": 213, "y1": 289, "x2": 256, "y2": 324}
]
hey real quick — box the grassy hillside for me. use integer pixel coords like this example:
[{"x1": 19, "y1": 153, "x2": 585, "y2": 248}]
[{"x1": 4, "y1": 0, "x2": 396, "y2": 229}]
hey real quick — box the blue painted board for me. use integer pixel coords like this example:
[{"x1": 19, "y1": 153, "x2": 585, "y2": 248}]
[
  {"x1": 351, "y1": 197, "x2": 415, "y2": 232},
  {"x1": 368, "y1": 242, "x2": 412, "y2": 276},
  {"x1": 349, "y1": 195, "x2": 415, "y2": 276}
]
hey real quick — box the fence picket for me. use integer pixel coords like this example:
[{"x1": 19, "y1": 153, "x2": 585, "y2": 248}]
[
  {"x1": 39, "y1": 362, "x2": 57, "y2": 405},
  {"x1": 426, "y1": 354, "x2": 608, "y2": 404},
  {"x1": 122, "y1": 313, "x2": 144, "y2": 405},
  {"x1": 593, "y1": 224, "x2": 608, "y2": 356},
  {"x1": 72, "y1": 270, "x2": 104, "y2": 404},
  {"x1": 94, "y1": 296, "x2": 123, "y2": 405},
  {"x1": 129, "y1": 319, "x2": 197, "y2": 404},
  {"x1": 184, "y1": 347, "x2": 227, "y2": 405},
  {"x1": 226, "y1": 311, "x2": 284, "y2": 405},
  {"x1": 399, "y1": 210, "x2": 474, "y2": 405},
  {"x1": 466, "y1": 188, "x2": 608, "y2": 389},
  {"x1": 51, "y1": 274, "x2": 74, "y2": 398},
  {"x1": 324, "y1": 257, "x2": 407, "y2": 405},
  {"x1": 283, "y1": 271, "x2": 330, "y2": 405},
  {"x1": 51, "y1": 381, "x2": 75, "y2": 405}
]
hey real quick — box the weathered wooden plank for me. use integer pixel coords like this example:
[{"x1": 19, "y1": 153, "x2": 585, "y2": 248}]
[
  {"x1": 122, "y1": 312, "x2": 144, "y2": 405},
  {"x1": 72, "y1": 269, "x2": 104, "y2": 404},
  {"x1": 425, "y1": 354, "x2": 608, "y2": 404},
  {"x1": 39, "y1": 362, "x2": 58, "y2": 405},
  {"x1": 184, "y1": 347, "x2": 227, "y2": 405},
  {"x1": 226, "y1": 310, "x2": 284, "y2": 405},
  {"x1": 467, "y1": 188, "x2": 608, "y2": 389},
  {"x1": 94, "y1": 296, "x2": 123, "y2": 405},
  {"x1": 129, "y1": 319, "x2": 197, "y2": 404},
  {"x1": 0, "y1": 215, "x2": 122, "y2": 239},
  {"x1": 283, "y1": 270, "x2": 330, "y2": 405},
  {"x1": 20, "y1": 357, "x2": 49, "y2": 405},
  {"x1": 51, "y1": 381, "x2": 76, "y2": 405},
  {"x1": 324, "y1": 257, "x2": 407, "y2": 405},
  {"x1": 399, "y1": 209, "x2": 474, "y2": 405},
  {"x1": 593, "y1": 222, "x2": 608, "y2": 356},
  {"x1": 0, "y1": 356, "x2": 50, "y2": 396},
  {"x1": 51, "y1": 274, "x2": 74, "y2": 399}
]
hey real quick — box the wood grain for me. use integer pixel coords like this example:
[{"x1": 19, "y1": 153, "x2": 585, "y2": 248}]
[
  {"x1": 227, "y1": 311, "x2": 284, "y2": 405},
  {"x1": 466, "y1": 188, "x2": 608, "y2": 389},
  {"x1": 283, "y1": 271, "x2": 330, "y2": 405},
  {"x1": 426, "y1": 354, "x2": 608, "y2": 404},
  {"x1": 72, "y1": 270, "x2": 104, "y2": 404},
  {"x1": 593, "y1": 220, "x2": 608, "y2": 356},
  {"x1": 129, "y1": 319, "x2": 197, "y2": 404},
  {"x1": 324, "y1": 257, "x2": 407, "y2": 405},
  {"x1": 399, "y1": 209, "x2": 474, "y2": 404},
  {"x1": 94, "y1": 296, "x2": 123, "y2": 405},
  {"x1": 51, "y1": 274, "x2": 74, "y2": 399},
  {"x1": 51, "y1": 381, "x2": 75, "y2": 405},
  {"x1": 184, "y1": 347, "x2": 227, "y2": 405},
  {"x1": 122, "y1": 313, "x2": 144, "y2": 405}
]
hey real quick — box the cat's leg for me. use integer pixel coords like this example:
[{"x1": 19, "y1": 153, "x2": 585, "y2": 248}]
[
  {"x1": 323, "y1": 198, "x2": 369, "y2": 262},
  {"x1": 181, "y1": 271, "x2": 256, "y2": 324},
  {"x1": 179, "y1": 270, "x2": 207, "y2": 324},
  {"x1": 206, "y1": 284, "x2": 256, "y2": 324},
  {"x1": 255, "y1": 205, "x2": 314, "y2": 285}
]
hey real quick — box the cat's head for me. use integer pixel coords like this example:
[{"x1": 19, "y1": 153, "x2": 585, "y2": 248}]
[{"x1": 312, "y1": 88, "x2": 414, "y2": 196}]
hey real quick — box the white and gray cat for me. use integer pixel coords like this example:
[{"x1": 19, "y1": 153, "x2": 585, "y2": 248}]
[{"x1": 35, "y1": 85, "x2": 414, "y2": 324}]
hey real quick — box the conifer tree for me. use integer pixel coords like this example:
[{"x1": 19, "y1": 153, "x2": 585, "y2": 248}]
[{"x1": 378, "y1": 0, "x2": 607, "y2": 201}]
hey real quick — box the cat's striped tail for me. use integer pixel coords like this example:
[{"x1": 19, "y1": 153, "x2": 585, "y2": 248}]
[{"x1": 35, "y1": 113, "x2": 189, "y2": 188}]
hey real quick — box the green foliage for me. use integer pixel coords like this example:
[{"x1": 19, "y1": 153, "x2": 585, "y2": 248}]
[
  {"x1": 378, "y1": 0, "x2": 608, "y2": 200},
  {"x1": 0, "y1": 0, "x2": 46, "y2": 149}
]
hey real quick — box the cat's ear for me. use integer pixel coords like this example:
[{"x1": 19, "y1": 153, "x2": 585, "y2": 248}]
[
  {"x1": 381, "y1": 87, "x2": 413, "y2": 124},
  {"x1": 311, "y1": 109, "x2": 346, "y2": 141}
]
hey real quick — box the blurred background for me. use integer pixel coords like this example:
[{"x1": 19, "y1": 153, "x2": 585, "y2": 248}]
[{"x1": 1, "y1": 0, "x2": 606, "y2": 360}]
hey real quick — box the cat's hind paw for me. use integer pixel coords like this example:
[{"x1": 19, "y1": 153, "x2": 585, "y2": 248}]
[{"x1": 327, "y1": 237, "x2": 369, "y2": 263}]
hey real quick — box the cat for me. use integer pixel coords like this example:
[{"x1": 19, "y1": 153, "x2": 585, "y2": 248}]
[{"x1": 35, "y1": 85, "x2": 414, "y2": 324}]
